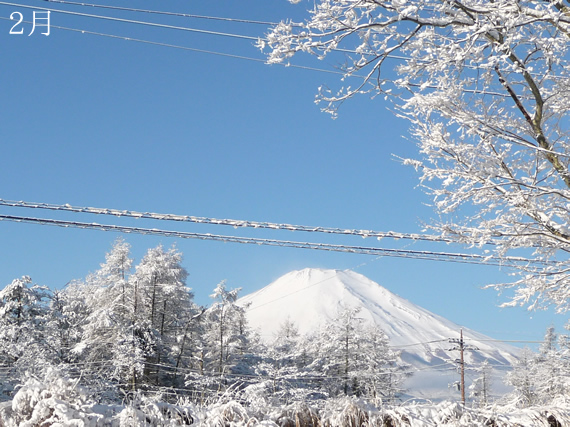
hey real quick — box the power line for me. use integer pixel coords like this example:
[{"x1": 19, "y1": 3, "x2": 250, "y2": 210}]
[
  {"x1": 0, "y1": 198, "x2": 463, "y2": 244},
  {"x1": 6, "y1": 0, "x2": 569, "y2": 95},
  {"x1": 0, "y1": 5, "x2": 555, "y2": 101},
  {"x1": 39, "y1": 0, "x2": 285, "y2": 26},
  {"x1": 0, "y1": 213, "x2": 558, "y2": 267},
  {"x1": 474, "y1": 339, "x2": 545, "y2": 344},
  {"x1": 0, "y1": 16, "x2": 347, "y2": 75},
  {"x1": 0, "y1": 1, "x2": 260, "y2": 40},
  {"x1": 50, "y1": 328, "x2": 546, "y2": 349},
  {"x1": 22, "y1": 357, "x2": 467, "y2": 382},
  {"x1": 28, "y1": 22, "x2": 537, "y2": 97}
]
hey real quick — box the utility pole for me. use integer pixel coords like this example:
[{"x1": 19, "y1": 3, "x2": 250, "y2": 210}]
[
  {"x1": 448, "y1": 328, "x2": 478, "y2": 406},
  {"x1": 459, "y1": 329, "x2": 465, "y2": 405}
]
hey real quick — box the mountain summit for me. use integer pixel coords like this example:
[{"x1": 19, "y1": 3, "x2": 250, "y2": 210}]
[{"x1": 239, "y1": 268, "x2": 519, "y2": 400}]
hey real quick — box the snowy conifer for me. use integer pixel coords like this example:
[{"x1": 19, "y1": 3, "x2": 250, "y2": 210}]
[
  {"x1": 308, "y1": 305, "x2": 406, "y2": 402},
  {"x1": 469, "y1": 360, "x2": 493, "y2": 408},
  {"x1": 193, "y1": 281, "x2": 255, "y2": 398},
  {"x1": 258, "y1": 318, "x2": 310, "y2": 404},
  {"x1": 43, "y1": 283, "x2": 91, "y2": 372},
  {"x1": 534, "y1": 326, "x2": 568, "y2": 403},
  {"x1": 129, "y1": 243, "x2": 193, "y2": 388},
  {"x1": 505, "y1": 347, "x2": 539, "y2": 408},
  {"x1": 71, "y1": 239, "x2": 139, "y2": 396},
  {"x1": 0, "y1": 276, "x2": 50, "y2": 395}
]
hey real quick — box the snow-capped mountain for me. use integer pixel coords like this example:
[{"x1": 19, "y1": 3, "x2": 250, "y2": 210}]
[{"x1": 239, "y1": 268, "x2": 519, "y2": 400}]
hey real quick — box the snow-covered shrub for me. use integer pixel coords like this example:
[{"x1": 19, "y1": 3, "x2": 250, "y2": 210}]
[
  {"x1": 204, "y1": 400, "x2": 250, "y2": 426},
  {"x1": 274, "y1": 402, "x2": 321, "y2": 427},
  {"x1": 3, "y1": 368, "x2": 103, "y2": 427},
  {"x1": 240, "y1": 381, "x2": 273, "y2": 418},
  {"x1": 116, "y1": 393, "x2": 198, "y2": 426},
  {"x1": 320, "y1": 397, "x2": 373, "y2": 427},
  {"x1": 373, "y1": 400, "x2": 570, "y2": 427}
]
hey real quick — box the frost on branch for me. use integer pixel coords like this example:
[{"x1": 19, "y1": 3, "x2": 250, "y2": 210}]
[{"x1": 262, "y1": 0, "x2": 570, "y2": 310}]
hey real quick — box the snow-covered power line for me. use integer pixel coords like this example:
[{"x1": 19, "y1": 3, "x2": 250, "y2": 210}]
[
  {"x1": 39, "y1": 0, "x2": 285, "y2": 26},
  {"x1": 0, "y1": 198, "x2": 461, "y2": 244},
  {"x1": 0, "y1": 16, "x2": 349, "y2": 76},
  {"x1": 0, "y1": 213, "x2": 557, "y2": 267},
  {"x1": 3, "y1": 1, "x2": 566, "y2": 97},
  {"x1": 0, "y1": 5, "x2": 553, "y2": 102},
  {"x1": 0, "y1": 16, "x2": 277, "y2": 65},
  {"x1": 0, "y1": 1, "x2": 260, "y2": 40}
]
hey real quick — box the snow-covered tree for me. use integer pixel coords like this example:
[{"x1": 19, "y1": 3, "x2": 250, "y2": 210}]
[
  {"x1": 534, "y1": 326, "x2": 569, "y2": 403},
  {"x1": 505, "y1": 347, "x2": 538, "y2": 407},
  {"x1": 193, "y1": 281, "x2": 256, "y2": 399},
  {"x1": 272, "y1": 317, "x2": 302, "y2": 371},
  {"x1": 503, "y1": 329, "x2": 570, "y2": 408},
  {"x1": 357, "y1": 323, "x2": 407, "y2": 404},
  {"x1": 0, "y1": 276, "x2": 51, "y2": 394},
  {"x1": 256, "y1": 318, "x2": 311, "y2": 404},
  {"x1": 96, "y1": 237, "x2": 133, "y2": 319},
  {"x1": 131, "y1": 244, "x2": 192, "y2": 387},
  {"x1": 72, "y1": 239, "x2": 140, "y2": 395},
  {"x1": 170, "y1": 306, "x2": 206, "y2": 388},
  {"x1": 314, "y1": 306, "x2": 365, "y2": 396},
  {"x1": 469, "y1": 360, "x2": 493, "y2": 408},
  {"x1": 44, "y1": 284, "x2": 90, "y2": 370},
  {"x1": 70, "y1": 240, "x2": 197, "y2": 396},
  {"x1": 203, "y1": 281, "x2": 245, "y2": 375},
  {"x1": 307, "y1": 306, "x2": 406, "y2": 402},
  {"x1": 262, "y1": 0, "x2": 570, "y2": 310}
]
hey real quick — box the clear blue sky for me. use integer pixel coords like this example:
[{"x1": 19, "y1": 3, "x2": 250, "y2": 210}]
[{"x1": 0, "y1": 0, "x2": 565, "y2": 348}]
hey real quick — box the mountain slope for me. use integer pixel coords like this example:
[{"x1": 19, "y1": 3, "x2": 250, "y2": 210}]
[{"x1": 239, "y1": 268, "x2": 519, "y2": 400}]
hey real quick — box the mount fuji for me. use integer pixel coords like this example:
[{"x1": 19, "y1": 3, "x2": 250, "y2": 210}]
[{"x1": 238, "y1": 268, "x2": 520, "y2": 401}]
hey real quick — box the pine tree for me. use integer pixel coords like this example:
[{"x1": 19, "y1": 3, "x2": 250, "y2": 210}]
[
  {"x1": 469, "y1": 360, "x2": 493, "y2": 408},
  {"x1": 503, "y1": 328, "x2": 570, "y2": 407},
  {"x1": 535, "y1": 326, "x2": 567, "y2": 403},
  {"x1": 203, "y1": 281, "x2": 244, "y2": 375},
  {"x1": 72, "y1": 239, "x2": 139, "y2": 395},
  {"x1": 194, "y1": 281, "x2": 254, "y2": 398},
  {"x1": 131, "y1": 244, "x2": 192, "y2": 387},
  {"x1": 308, "y1": 306, "x2": 406, "y2": 402},
  {"x1": 318, "y1": 306, "x2": 363, "y2": 396},
  {"x1": 505, "y1": 347, "x2": 538, "y2": 408},
  {"x1": 356, "y1": 323, "x2": 407, "y2": 404},
  {"x1": 0, "y1": 276, "x2": 51, "y2": 395},
  {"x1": 272, "y1": 317, "x2": 301, "y2": 371},
  {"x1": 260, "y1": 317, "x2": 307, "y2": 403},
  {"x1": 44, "y1": 285, "x2": 89, "y2": 369},
  {"x1": 170, "y1": 307, "x2": 206, "y2": 388}
]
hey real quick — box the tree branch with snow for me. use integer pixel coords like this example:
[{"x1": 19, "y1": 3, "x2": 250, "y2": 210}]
[{"x1": 261, "y1": 0, "x2": 570, "y2": 310}]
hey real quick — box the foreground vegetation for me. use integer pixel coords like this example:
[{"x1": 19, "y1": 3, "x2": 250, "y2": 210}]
[
  {"x1": 1, "y1": 369, "x2": 570, "y2": 427},
  {"x1": 2, "y1": 239, "x2": 570, "y2": 426}
]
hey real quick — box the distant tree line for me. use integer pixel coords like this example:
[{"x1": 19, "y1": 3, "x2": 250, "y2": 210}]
[{"x1": 0, "y1": 239, "x2": 407, "y2": 407}]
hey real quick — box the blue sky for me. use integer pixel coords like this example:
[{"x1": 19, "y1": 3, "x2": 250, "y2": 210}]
[{"x1": 0, "y1": 0, "x2": 566, "y2": 348}]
